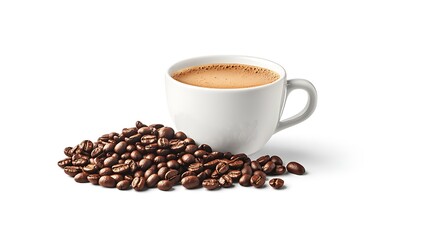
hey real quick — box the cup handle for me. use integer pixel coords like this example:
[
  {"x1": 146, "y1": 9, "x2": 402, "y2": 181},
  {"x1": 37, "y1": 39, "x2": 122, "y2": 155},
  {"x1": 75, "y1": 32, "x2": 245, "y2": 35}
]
[{"x1": 275, "y1": 79, "x2": 318, "y2": 133}]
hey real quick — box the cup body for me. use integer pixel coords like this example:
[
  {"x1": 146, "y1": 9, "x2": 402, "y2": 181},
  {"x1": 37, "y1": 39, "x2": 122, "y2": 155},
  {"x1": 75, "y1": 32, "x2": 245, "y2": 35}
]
[{"x1": 166, "y1": 55, "x2": 287, "y2": 154}]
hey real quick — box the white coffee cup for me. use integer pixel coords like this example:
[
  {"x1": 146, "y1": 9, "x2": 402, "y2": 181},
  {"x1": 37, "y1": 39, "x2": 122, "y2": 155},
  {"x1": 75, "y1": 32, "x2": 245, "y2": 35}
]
[{"x1": 165, "y1": 55, "x2": 317, "y2": 154}]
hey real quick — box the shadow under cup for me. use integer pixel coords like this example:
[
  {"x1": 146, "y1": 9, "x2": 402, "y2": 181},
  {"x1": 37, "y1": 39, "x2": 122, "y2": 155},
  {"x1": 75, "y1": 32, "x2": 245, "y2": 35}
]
[{"x1": 165, "y1": 55, "x2": 289, "y2": 154}]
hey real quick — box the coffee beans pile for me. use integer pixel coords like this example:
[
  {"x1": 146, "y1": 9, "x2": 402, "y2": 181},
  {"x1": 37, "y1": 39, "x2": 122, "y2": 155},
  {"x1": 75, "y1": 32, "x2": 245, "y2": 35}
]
[{"x1": 58, "y1": 121, "x2": 305, "y2": 191}]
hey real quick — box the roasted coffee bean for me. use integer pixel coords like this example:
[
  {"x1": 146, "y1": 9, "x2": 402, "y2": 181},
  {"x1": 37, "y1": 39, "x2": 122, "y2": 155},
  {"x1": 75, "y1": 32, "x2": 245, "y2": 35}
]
[
  {"x1": 146, "y1": 174, "x2": 161, "y2": 188},
  {"x1": 117, "y1": 180, "x2": 131, "y2": 190},
  {"x1": 181, "y1": 171, "x2": 196, "y2": 179},
  {"x1": 256, "y1": 155, "x2": 270, "y2": 165},
  {"x1": 197, "y1": 171, "x2": 208, "y2": 182},
  {"x1": 124, "y1": 175, "x2": 134, "y2": 181},
  {"x1": 121, "y1": 152, "x2": 131, "y2": 160},
  {"x1": 239, "y1": 174, "x2": 252, "y2": 186},
  {"x1": 275, "y1": 165, "x2": 286, "y2": 175},
  {"x1": 113, "y1": 141, "x2": 126, "y2": 154},
  {"x1": 99, "y1": 176, "x2": 116, "y2": 188},
  {"x1": 130, "y1": 150, "x2": 142, "y2": 161},
  {"x1": 188, "y1": 162, "x2": 204, "y2": 173},
  {"x1": 156, "y1": 148, "x2": 170, "y2": 156},
  {"x1": 144, "y1": 153, "x2": 156, "y2": 160},
  {"x1": 211, "y1": 170, "x2": 221, "y2": 179},
  {"x1": 228, "y1": 160, "x2": 244, "y2": 169},
  {"x1": 165, "y1": 169, "x2": 180, "y2": 184},
  {"x1": 104, "y1": 156, "x2": 119, "y2": 167},
  {"x1": 99, "y1": 167, "x2": 113, "y2": 176},
  {"x1": 131, "y1": 177, "x2": 146, "y2": 191},
  {"x1": 135, "y1": 143, "x2": 145, "y2": 153},
  {"x1": 204, "y1": 159, "x2": 220, "y2": 169},
  {"x1": 242, "y1": 164, "x2": 253, "y2": 175},
  {"x1": 72, "y1": 153, "x2": 89, "y2": 161},
  {"x1": 227, "y1": 170, "x2": 242, "y2": 181},
  {"x1": 216, "y1": 162, "x2": 229, "y2": 175},
  {"x1": 110, "y1": 174, "x2": 124, "y2": 182},
  {"x1": 154, "y1": 155, "x2": 166, "y2": 164},
  {"x1": 286, "y1": 162, "x2": 305, "y2": 175},
  {"x1": 144, "y1": 143, "x2": 158, "y2": 152},
  {"x1": 141, "y1": 135, "x2": 157, "y2": 145},
  {"x1": 174, "y1": 131, "x2": 187, "y2": 140},
  {"x1": 167, "y1": 160, "x2": 180, "y2": 169},
  {"x1": 219, "y1": 175, "x2": 233, "y2": 188},
  {"x1": 90, "y1": 147, "x2": 103, "y2": 158},
  {"x1": 185, "y1": 144, "x2": 198, "y2": 154},
  {"x1": 204, "y1": 169, "x2": 212, "y2": 177},
  {"x1": 137, "y1": 127, "x2": 152, "y2": 135},
  {"x1": 262, "y1": 161, "x2": 275, "y2": 174},
  {"x1": 74, "y1": 172, "x2": 89, "y2": 183},
  {"x1": 126, "y1": 144, "x2": 136, "y2": 152},
  {"x1": 122, "y1": 127, "x2": 138, "y2": 137},
  {"x1": 183, "y1": 137, "x2": 195, "y2": 145},
  {"x1": 87, "y1": 174, "x2": 100, "y2": 185},
  {"x1": 181, "y1": 176, "x2": 200, "y2": 189},
  {"x1": 250, "y1": 174, "x2": 265, "y2": 188},
  {"x1": 72, "y1": 158, "x2": 88, "y2": 166},
  {"x1": 157, "y1": 166, "x2": 169, "y2": 179},
  {"x1": 250, "y1": 161, "x2": 262, "y2": 171},
  {"x1": 144, "y1": 166, "x2": 157, "y2": 179},
  {"x1": 198, "y1": 144, "x2": 212, "y2": 153},
  {"x1": 83, "y1": 164, "x2": 98, "y2": 173},
  {"x1": 224, "y1": 152, "x2": 233, "y2": 159},
  {"x1": 253, "y1": 170, "x2": 267, "y2": 179},
  {"x1": 231, "y1": 153, "x2": 247, "y2": 161},
  {"x1": 181, "y1": 154, "x2": 195, "y2": 164},
  {"x1": 269, "y1": 178, "x2": 284, "y2": 189},
  {"x1": 194, "y1": 150, "x2": 208, "y2": 158},
  {"x1": 64, "y1": 166, "x2": 81, "y2": 177},
  {"x1": 138, "y1": 158, "x2": 152, "y2": 171},
  {"x1": 202, "y1": 178, "x2": 220, "y2": 190},
  {"x1": 157, "y1": 162, "x2": 168, "y2": 169},
  {"x1": 64, "y1": 147, "x2": 73, "y2": 157},
  {"x1": 135, "y1": 121, "x2": 146, "y2": 129},
  {"x1": 126, "y1": 134, "x2": 141, "y2": 144},
  {"x1": 157, "y1": 138, "x2": 169, "y2": 148},
  {"x1": 209, "y1": 151, "x2": 224, "y2": 159},
  {"x1": 112, "y1": 163, "x2": 129, "y2": 174},
  {"x1": 158, "y1": 127, "x2": 174, "y2": 139},
  {"x1": 166, "y1": 154, "x2": 177, "y2": 160},
  {"x1": 58, "y1": 158, "x2": 72, "y2": 168},
  {"x1": 149, "y1": 123, "x2": 164, "y2": 129},
  {"x1": 170, "y1": 141, "x2": 186, "y2": 153},
  {"x1": 79, "y1": 140, "x2": 94, "y2": 153},
  {"x1": 202, "y1": 154, "x2": 214, "y2": 163},
  {"x1": 157, "y1": 180, "x2": 173, "y2": 191},
  {"x1": 270, "y1": 156, "x2": 283, "y2": 165},
  {"x1": 134, "y1": 170, "x2": 144, "y2": 178},
  {"x1": 103, "y1": 142, "x2": 115, "y2": 153}
]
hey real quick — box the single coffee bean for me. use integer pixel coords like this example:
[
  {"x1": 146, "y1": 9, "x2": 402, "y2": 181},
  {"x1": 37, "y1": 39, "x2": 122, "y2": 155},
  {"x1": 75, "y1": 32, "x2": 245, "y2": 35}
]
[
  {"x1": 64, "y1": 147, "x2": 73, "y2": 157},
  {"x1": 167, "y1": 160, "x2": 180, "y2": 169},
  {"x1": 157, "y1": 180, "x2": 173, "y2": 191},
  {"x1": 133, "y1": 170, "x2": 144, "y2": 178},
  {"x1": 157, "y1": 162, "x2": 168, "y2": 169},
  {"x1": 110, "y1": 174, "x2": 124, "y2": 182},
  {"x1": 114, "y1": 141, "x2": 127, "y2": 154},
  {"x1": 211, "y1": 170, "x2": 221, "y2": 179},
  {"x1": 239, "y1": 174, "x2": 252, "y2": 186},
  {"x1": 166, "y1": 154, "x2": 177, "y2": 160},
  {"x1": 250, "y1": 161, "x2": 262, "y2": 171},
  {"x1": 122, "y1": 127, "x2": 137, "y2": 137},
  {"x1": 183, "y1": 137, "x2": 195, "y2": 145},
  {"x1": 99, "y1": 167, "x2": 113, "y2": 176},
  {"x1": 90, "y1": 147, "x2": 103, "y2": 158},
  {"x1": 202, "y1": 178, "x2": 220, "y2": 190},
  {"x1": 219, "y1": 175, "x2": 233, "y2": 188},
  {"x1": 158, "y1": 127, "x2": 174, "y2": 139},
  {"x1": 270, "y1": 155, "x2": 283, "y2": 165},
  {"x1": 83, "y1": 164, "x2": 98, "y2": 173},
  {"x1": 141, "y1": 135, "x2": 157, "y2": 145},
  {"x1": 250, "y1": 174, "x2": 265, "y2": 188},
  {"x1": 188, "y1": 162, "x2": 204, "y2": 173},
  {"x1": 156, "y1": 148, "x2": 170, "y2": 156},
  {"x1": 194, "y1": 150, "x2": 207, "y2": 158},
  {"x1": 144, "y1": 166, "x2": 157, "y2": 179},
  {"x1": 210, "y1": 152, "x2": 224, "y2": 159},
  {"x1": 138, "y1": 158, "x2": 152, "y2": 171},
  {"x1": 241, "y1": 164, "x2": 253, "y2": 175},
  {"x1": 197, "y1": 171, "x2": 208, "y2": 182},
  {"x1": 137, "y1": 126, "x2": 152, "y2": 135},
  {"x1": 149, "y1": 123, "x2": 164, "y2": 129},
  {"x1": 181, "y1": 154, "x2": 196, "y2": 164},
  {"x1": 181, "y1": 175, "x2": 200, "y2": 189},
  {"x1": 117, "y1": 180, "x2": 131, "y2": 190},
  {"x1": 99, "y1": 176, "x2": 116, "y2": 188},
  {"x1": 112, "y1": 163, "x2": 130, "y2": 174},
  {"x1": 72, "y1": 158, "x2": 88, "y2": 166},
  {"x1": 174, "y1": 131, "x2": 187, "y2": 140},
  {"x1": 185, "y1": 144, "x2": 198, "y2": 154},
  {"x1": 87, "y1": 174, "x2": 100, "y2": 185},
  {"x1": 286, "y1": 162, "x2": 306, "y2": 175},
  {"x1": 131, "y1": 177, "x2": 146, "y2": 191},
  {"x1": 216, "y1": 162, "x2": 229, "y2": 175},
  {"x1": 256, "y1": 155, "x2": 270, "y2": 165},
  {"x1": 157, "y1": 137, "x2": 169, "y2": 148},
  {"x1": 198, "y1": 144, "x2": 212, "y2": 153},
  {"x1": 135, "y1": 120, "x2": 146, "y2": 129},
  {"x1": 135, "y1": 143, "x2": 145, "y2": 153},
  {"x1": 269, "y1": 178, "x2": 284, "y2": 189},
  {"x1": 104, "y1": 156, "x2": 119, "y2": 167},
  {"x1": 274, "y1": 165, "x2": 287, "y2": 175},
  {"x1": 124, "y1": 175, "x2": 134, "y2": 181},
  {"x1": 253, "y1": 170, "x2": 267, "y2": 179},
  {"x1": 228, "y1": 160, "x2": 244, "y2": 169},
  {"x1": 146, "y1": 174, "x2": 161, "y2": 188},
  {"x1": 144, "y1": 153, "x2": 156, "y2": 160},
  {"x1": 154, "y1": 155, "x2": 166, "y2": 164},
  {"x1": 64, "y1": 166, "x2": 81, "y2": 177},
  {"x1": 74, "y1": 172, "x2": 89, "y2": 183},
  {"x1": 227, "y1": 170, "x2": 242, "y2": 181},
  {"x1": 204, "y1": 159, "x2": 220, "y2": 169},
  {"x1": 204, "y1": 169, "x2": 212, "y2": 177},
  {"x1": 126, "y1": 144, "x2": 136, "y2": 152},
  {"x1": 103, "y1": 142, "x2": 115, "y2": 153},
  {"x1": 58, "y1": 158, "x2": 72, "y2": 168},
  {"x1": 165, "y1": 169, "x2": 180, "y2": 184},
  {"x1": 144, "y1": 143, "x2": 158, "y2": 152},
  {"x1": 224, "y1": 152, "x2": 233, "y2": 159},
  {"x1": 157, "y1": 166, "x2": 169, "y2": 179},
  {"x1": 170, "y1": 141, "x2": 186, "y2": 153},
  {"x1": 79, "y1": 140, "x2": 94, "y2": 153},
  {"x1": 126, "y1": 134, "x2": 141, "y2": 144},
  {"x1": 262, "y1": 161, "x2": 275, "y2": 174},
  {"x1": 130, "y1": 150, "x2": 142, "y2": 161}
]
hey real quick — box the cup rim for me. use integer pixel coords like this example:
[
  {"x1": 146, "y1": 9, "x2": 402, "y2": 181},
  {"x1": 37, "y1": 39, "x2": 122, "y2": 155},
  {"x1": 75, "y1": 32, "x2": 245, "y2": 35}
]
[{"x1": 166, "y1": 55, "x2": 286, "y2": 91}]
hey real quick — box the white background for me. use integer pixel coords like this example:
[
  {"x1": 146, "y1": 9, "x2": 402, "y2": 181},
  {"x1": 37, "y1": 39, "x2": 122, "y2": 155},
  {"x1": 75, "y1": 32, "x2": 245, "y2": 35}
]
[{"x1": 1, "y1": 0, "x2": 428, "y2": 239}]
